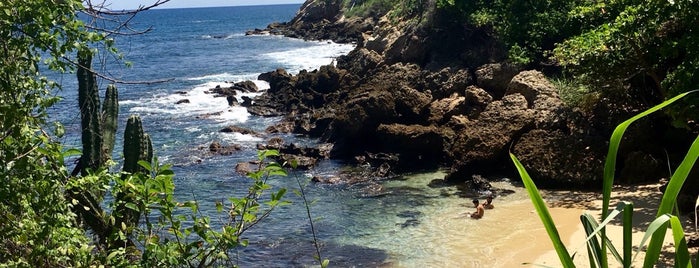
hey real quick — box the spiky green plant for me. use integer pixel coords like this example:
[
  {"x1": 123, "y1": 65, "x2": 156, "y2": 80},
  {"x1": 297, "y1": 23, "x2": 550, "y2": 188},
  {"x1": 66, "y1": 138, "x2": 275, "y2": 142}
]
[
  {"x1": 77, "y1": 52, "x2": 104, "y2": 174},
  {"x1": 102, "y1": 84, "x2": 118, "y2": 160},
  {"x1": 115, "y1": 114, "x2": 153, "y2": 238},
  {"x1": 511, "y1": 90, "x2": 698, "y2": 268}
]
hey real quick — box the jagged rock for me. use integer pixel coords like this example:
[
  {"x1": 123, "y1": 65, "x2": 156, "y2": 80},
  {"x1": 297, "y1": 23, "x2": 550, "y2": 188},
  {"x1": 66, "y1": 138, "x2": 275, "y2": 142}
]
[
  {"x1": 266, "y1": 137, "x2": 285, "y2": 149},
  {"x1": 375, "y1": 123, "x2": 453, "y2": 170},
  {"x1": 506, "y1": 70, "x2": 566, "y2": 128},
  {"x1": 425, "y1": 67, "x2": 473, "y2": 99},
  {"x1": 428, "y1": 93, "x2": 466, "y2": 125},
  {"x1": 235, "y1": 162, "x2": 253, "y2": 175},
  {"x1": 511, "y1": 129, "x2": 606, "y2": 187},
  {"x1": 336, "y1": 48, "x2": 382, "y2": 78},
  {"x1": 464, "y1": 86, "x2": 493, "y2": 119},
  {"x1": 220, "y1": 125, "x2": 260, "y2": 136},
  {"x1": 475, "y1": 63, "x2": 521, "y2": 99},
  {"x1": 241, "y1": 96, "x2": 254, "y2": 107},
  {"x1": 446, "y1": 94, "x2": 535, "y2": 181},
  {"x1": 175, "y1": 99, "x2": 190, "y2": 104},
  {"x1": 258, "y1": 68, "x2": 292, "y2": 94},
  {"x1": 226, "y1": 95, "x2": 238, "y2": 106},
  {"x1": 208, "y1": 141, "x2": 242, "y2": 156},
  {"x1": 280, "y1": 154, "x2": 317, "y2": 170},
  {"x1": 233, "y1": 80, "x2": 259, "y2": 92},
  {"x1": 266, "y1": 121, "x2": 295, "y2": 133},
  {"x1": 466, "y1": 175, "x2": 492, "y2": 192}
]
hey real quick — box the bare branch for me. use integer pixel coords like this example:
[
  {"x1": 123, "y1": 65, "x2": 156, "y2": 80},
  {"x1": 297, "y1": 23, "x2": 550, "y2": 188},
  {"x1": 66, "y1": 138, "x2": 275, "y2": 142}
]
[{"x1": 64, "y1": 55, "x2": 174, "y2": 85}]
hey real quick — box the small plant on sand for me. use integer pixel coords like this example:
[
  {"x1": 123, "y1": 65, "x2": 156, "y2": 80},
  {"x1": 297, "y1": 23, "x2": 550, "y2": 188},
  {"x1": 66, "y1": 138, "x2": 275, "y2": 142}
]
[{"x1": 511, "y1": 90, "x2": 698, "y2": 267}]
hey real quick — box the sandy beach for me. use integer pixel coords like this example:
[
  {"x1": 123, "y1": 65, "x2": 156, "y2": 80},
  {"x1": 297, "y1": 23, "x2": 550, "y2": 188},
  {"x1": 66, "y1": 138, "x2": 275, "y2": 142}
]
[
  {"x1": 493, "y1": 183, "x2": 696, "y2": 267},
  {"x1": 405, "y1": 181, "x2": 697, "y2": 268}
]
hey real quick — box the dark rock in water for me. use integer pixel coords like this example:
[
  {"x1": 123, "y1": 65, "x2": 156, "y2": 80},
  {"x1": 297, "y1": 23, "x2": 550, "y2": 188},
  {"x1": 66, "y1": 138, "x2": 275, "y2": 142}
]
[
  {"x1": 265, "y1": 137, "x2": 285, "y2": 149},
  {"x1": 226, "y1": 95, "x2": 238, "y2": 106},
  {"x1": 280, "y1": 154, "x2": 317, "y2": 170},
  {"x1": 265, "y1": 121, "x2": 294, "y2": 133},
  {"x1": 175, "y1": 99, "x2": 190, "y2": 104},
  {"x1": 235, "y1": 162, "x2": 253, "y2": 175},
  {"x1": 233, "y1": 80, "x2": 258, "y2": 92},
  {"x1": 241, "y1": 96, "x2": 253, "y2": 107},
  {"x1": 219, "y1": 125, "x2": 260, "y2": 136},
  {"x1": 208, "y1": 141, "x2": 242, "y2": 156},
  {"x1": 311, "y1": 175, "x2": 342, "y2": 184},
  {"x1": 466, "y1": 175, "x2": 492, "y2": 192}
]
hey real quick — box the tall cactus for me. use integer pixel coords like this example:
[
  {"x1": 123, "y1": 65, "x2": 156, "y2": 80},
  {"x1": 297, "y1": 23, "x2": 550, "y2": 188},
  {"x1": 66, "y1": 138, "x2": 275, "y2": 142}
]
[
  {"x1": 102, "y1": 84, "x2": 118, "y2": 160},
  {"x1": 77, "y1": 52, "x2": 104, "y2": 175},
  {"x1": 116, "y1": 115, "x2": 153, "y2": 232},
  {"x1": 122, "y1": 115, "x2": 151, "y2": 175}
]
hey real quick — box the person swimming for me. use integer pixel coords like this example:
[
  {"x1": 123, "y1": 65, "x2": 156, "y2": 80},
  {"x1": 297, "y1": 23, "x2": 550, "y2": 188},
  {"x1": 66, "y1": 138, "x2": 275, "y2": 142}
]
[
  {"x1": 469, "y1": 199, "x2": 485, "y2": 219},
  {"x1": 483, "y1": 196, "x2": 494, "y2": 209}
]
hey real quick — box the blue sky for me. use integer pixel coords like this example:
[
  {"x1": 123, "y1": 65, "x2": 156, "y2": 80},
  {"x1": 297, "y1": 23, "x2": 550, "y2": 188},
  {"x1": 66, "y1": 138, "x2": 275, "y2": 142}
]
[{"x1": 107, "y1": 0, "x2": 304, "y2": 10}]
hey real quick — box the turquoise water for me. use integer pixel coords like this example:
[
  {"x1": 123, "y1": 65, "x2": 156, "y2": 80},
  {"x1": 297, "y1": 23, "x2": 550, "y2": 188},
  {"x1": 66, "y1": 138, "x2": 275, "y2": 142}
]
[{"x1": 46, "y1": 5, "x2": 529, "y2": 266}]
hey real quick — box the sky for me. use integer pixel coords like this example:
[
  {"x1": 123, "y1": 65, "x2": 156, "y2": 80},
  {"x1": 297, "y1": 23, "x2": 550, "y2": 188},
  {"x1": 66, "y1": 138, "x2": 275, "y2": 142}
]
[{"x1": 107, "y1": 0, "x2": 305, "y2": 10}]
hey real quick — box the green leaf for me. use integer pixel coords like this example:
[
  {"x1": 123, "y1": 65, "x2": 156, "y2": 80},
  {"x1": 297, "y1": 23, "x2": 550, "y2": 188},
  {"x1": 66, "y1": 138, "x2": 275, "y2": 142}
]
[
  {"x1": 62, "y1": 148, "x2": 82, "y2": 158},
  {"x1": 138, "y1": 160, "x2": 153, "y2": 172},
  {"x1": 645, "y1": 134, "x2": 699, "y2": 267},
  {"x1": 669, "y1": 216, "x2": 691, "y2": 268},
  {"x1": 603, "y1": 90, "x2": 698, "y2": 268},
  {"x1": 634, "y1": 214, "x2": 671, "y2": 263},
  {"x1": 510, "y1": 153, "x2": 575, "y2": 267}
]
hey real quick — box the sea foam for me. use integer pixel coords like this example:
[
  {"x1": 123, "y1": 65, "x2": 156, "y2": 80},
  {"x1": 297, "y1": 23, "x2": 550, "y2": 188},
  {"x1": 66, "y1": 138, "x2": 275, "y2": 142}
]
[{"x1": 263, "y1": 40, "x2": 355, "y2": 73}]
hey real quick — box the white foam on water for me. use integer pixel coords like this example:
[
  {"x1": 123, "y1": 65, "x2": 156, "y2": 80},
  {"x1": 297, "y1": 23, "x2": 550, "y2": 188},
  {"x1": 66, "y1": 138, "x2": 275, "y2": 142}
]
[
  {"x1": 263, "y1": 40, "x2": 355, "y2": 73},
  {"x1": 219, "y1": 132, "x2": 263, "y2": 143},
  {"x1": 187, "y1": 72, "x2": 259, "y2": 82},
  {"x1": 125, "y1": 81, "x2": 251, "y2": 123}
]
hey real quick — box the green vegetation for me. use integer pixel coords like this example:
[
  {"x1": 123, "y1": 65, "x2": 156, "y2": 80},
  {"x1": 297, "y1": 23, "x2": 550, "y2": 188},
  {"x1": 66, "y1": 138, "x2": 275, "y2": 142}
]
[
  {"x1": 343, "y1": 0, "x2": 424, "y2": 19},
  {"x1": 436, "y1": 0, "x2": 698, "y2": 124},
  {"x1": 511, "y1": 91, "x2": 699, "y2": 267},
  {"x1": 0, "y1": 1, "x2": 326, "y2": 266}
]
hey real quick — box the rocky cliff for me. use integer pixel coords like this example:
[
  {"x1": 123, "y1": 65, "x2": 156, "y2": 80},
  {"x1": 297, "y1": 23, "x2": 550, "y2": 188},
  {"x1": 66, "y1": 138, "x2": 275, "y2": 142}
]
[{"x1": 250, "y1": 0, "x2": 697, "y2": 202}]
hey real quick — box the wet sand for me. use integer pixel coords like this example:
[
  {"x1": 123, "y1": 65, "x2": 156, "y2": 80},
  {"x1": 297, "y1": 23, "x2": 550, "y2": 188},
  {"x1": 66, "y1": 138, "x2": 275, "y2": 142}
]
[{"x1": 406, "y1": 182, "x2": 695, "y2": 268}]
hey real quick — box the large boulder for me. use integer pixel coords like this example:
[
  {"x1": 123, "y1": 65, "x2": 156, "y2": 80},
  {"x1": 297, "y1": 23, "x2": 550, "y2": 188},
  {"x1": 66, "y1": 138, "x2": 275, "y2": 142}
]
[
  {"x1": 511, "y1": 129, "x2": 606, "y2": 187},
  {"x1": 506, "y1": 70, "x2": 565, "y2": 128},
  {"x1": 375, "y1": 123, "x2": 454, "y2": 170},
  {"x1": 448, "y1": 93, "x2": 535, "y2": 175},
  {"x1": 475, "y1": 63, "x2": 521, "y2": 99},
  {"x1": 325, "y1": 63, "x2": 431, "y2": 156},
  {"x1": 428, "y1": 93, "x2": 467, "y2": 125},
  {"x1": 424, "y1": 67, "x2": 473, "y2": 99}
]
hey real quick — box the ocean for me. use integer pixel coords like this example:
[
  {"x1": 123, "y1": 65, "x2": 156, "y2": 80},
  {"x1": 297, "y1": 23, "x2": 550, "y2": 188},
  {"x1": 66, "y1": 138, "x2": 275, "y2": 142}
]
[{"x1": 47, "y1": 4, "x2": 531, "y2": 267}]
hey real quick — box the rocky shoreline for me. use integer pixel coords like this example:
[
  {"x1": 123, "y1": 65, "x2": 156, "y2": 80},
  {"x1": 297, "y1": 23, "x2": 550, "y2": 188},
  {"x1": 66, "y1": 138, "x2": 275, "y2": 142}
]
[{"x1": 239, "y1": 0, "x2": 697, "y2": 210}]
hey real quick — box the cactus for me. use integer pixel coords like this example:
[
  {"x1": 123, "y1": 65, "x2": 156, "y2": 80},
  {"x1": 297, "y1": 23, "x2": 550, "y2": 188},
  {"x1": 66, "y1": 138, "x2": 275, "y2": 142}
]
[
  {"x1": 102, "y1": 84, "x2": 118, "y2": 160},
  {"x1": 77, "y1": 52, "x2": 104, "y2": 175},
  {"x1": 116, "y1": 115, "x2": 153, "y2": 231},
  {"x1": 122, "y1": 115, "x2": 151, "y2": 174}
]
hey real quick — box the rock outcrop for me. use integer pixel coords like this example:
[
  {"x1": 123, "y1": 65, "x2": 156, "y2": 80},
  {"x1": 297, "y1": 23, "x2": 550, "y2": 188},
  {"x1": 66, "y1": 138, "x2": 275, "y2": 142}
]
[{"x1": 245, "y1": 0, "x2": 685, "y2": 191}]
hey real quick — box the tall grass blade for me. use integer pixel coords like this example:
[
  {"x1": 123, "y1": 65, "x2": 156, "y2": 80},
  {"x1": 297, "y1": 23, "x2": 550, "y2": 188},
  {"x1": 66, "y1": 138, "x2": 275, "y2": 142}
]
[
  {"x1": 581, "y1": 214, "x2": 603, "y2": 267},
  {"x1": 622, "y1": 202, "x2": 633, "y2": 268},
  {"x1": 669, "y1": 216, "x2": 692, "y2": 268},
  {"x1": 633, "y1": 214, "x2": 672, "y2": 263},
  {"x1": 644, "y1": 134, "x2": 699, "y2": 267},
  {"x1": 576, "y1": 210, "x2": 624, "y2": 265},
  {"x1": 510, "y1": 153, "x2": 575, "y2": 267},
  {"x1": 695, "y1": 195, "x2": 698, "y2": 232},
  {"x1": 603, "y1": 90, "x2": 697, "y2": 267}
]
